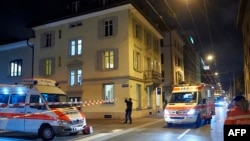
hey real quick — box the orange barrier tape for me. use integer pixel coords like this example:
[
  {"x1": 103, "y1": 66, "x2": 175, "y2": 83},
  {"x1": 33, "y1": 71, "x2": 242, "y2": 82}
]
[{"x1": 0, "y1": 97, "x2": 121, "y2": 107}]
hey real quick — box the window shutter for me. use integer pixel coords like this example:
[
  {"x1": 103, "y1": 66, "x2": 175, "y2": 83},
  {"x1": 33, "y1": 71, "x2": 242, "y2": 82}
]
[
  {"x1": 51, "y1": 31, "x2": 55, "y2": 47},
  {"x1": 96, "y1": 51, "x2": 103, "y2": 70},
  {"x1": 39, "y1": 59, "x2": 45, "y2": 76},
  {"x1": 133, "y1": 19, "x2": 136, "y2": 37},
  {"x1": 112, "y1": 16, "x2": 118, "y2": 36},
  {"x1": 114, "y1": 49, "x2": 118, "y2": 69},
  {"x1": 133, "y1": 50, "x2": 136, "y2": 70},
  {"x1": 139, "y1": 53, "x2": 142, "y2": 71},
  {"x1": 98, "y1": 20, "x2": 104, "y2": 38},
  {"x1": 40, "y1": 33, "x2": 45, "y2": 48}
]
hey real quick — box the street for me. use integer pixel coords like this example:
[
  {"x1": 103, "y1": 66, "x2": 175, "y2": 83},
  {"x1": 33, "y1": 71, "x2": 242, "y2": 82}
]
[{"x1": 0, "y1": 106, "x2": 227, "y2": 141}]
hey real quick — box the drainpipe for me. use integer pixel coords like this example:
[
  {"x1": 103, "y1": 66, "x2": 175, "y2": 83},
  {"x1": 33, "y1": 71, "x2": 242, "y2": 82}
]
[{"x1": 26, "y1": 39, "x2": 34, "y2": 78}]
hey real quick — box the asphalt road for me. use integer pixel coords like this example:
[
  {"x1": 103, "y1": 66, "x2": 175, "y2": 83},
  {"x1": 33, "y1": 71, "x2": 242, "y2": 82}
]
[{"x1": 0, "y1": 105, "x2": 227, "y2": 141}]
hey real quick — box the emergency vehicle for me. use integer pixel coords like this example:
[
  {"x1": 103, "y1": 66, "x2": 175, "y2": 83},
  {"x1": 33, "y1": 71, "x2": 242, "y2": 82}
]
[
  {"x1": 164, "y1": 83, "x2": 215, "y2": 128},
  {"x1": 0, "y1": 78, "x2": 90, "y2": 140}
]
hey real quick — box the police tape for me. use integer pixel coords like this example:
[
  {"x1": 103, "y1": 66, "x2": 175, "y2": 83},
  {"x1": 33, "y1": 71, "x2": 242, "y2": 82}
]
[{"x1": 0, "y1": 97, "x2": 121, "y2": 108}]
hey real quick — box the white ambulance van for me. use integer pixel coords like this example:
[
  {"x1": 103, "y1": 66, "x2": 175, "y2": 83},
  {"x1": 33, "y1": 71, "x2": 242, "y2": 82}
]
[
  {"x1": 164, "y1": 83, "x2": 215, "y2": 128},
  {"x1": 0, "y1": 78, "x2": 88, "y2": 140}
]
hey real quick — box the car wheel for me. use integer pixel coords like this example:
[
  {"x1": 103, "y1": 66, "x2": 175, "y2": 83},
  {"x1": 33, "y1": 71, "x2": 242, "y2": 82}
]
[{"x1": 39, "y1": 125, "x2": 55, "y2": 141}]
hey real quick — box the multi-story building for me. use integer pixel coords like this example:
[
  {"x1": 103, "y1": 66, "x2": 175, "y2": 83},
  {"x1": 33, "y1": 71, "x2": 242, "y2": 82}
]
[
  {"x1": 183, "y1": 36, "x2": 201, "y2": 85},
  {"x1": 0, "y1": 40, "x2": 33, "y2": 84},
  {"x1": 237, "y1": 0, "x2": 250, "y2": 100},
  {"x1": 29, "y1": 2, "x2": 163, "y2": 119},
  {"x1": 161, "y1": 29, "x2": 185, "y2": 101}
]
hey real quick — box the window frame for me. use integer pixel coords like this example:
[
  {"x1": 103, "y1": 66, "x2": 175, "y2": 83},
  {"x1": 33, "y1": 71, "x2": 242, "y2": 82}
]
[
  {"x1": 10, "y1": 59, "x2": 22, "y2": 77},
  {"x1": 97, "y1": 49, "x2": 118, "y2": 71},
  {"x1": 69, "y1": 38, "x2": 82, "y2": 56},
  {"x1": 98, "y1": 16, "x2": 118, "y2": 38},
  {"x1": 40, "y1": 31, "x2": 55, "y2": 48},
  {"x1": 39, "y1": 58, "x2": 55, "y2": 76},
  {"x1": 103, "y1": 83, "x2": 114, "y2": 104},
  {"x1": 69, "y1": 68, "x2": 82, "y2": 86}
]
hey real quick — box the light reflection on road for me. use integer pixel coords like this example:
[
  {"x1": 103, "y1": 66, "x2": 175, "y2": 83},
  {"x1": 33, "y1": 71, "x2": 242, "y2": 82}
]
[{"x1": 210, "y1": 104, "x2": 228, "y2": 141}]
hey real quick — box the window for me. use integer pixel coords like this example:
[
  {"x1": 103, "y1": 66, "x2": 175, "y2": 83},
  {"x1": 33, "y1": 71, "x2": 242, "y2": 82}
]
[
  {"x1": 133, "y1": 50, "x2": 142, "y2": 71},
  {"x1": 39, "y1": 58, "x2": 55, "y2": 76},
  {"x1": 9, "y1": 94, "x2": 26, "y2": 108},
  {"x1": 0, "y1": 94, "x2": 10, "y2": 105},
  {"x1": 97, "y1": 49, "x2": 118, "y2": 70},
  {"x1": 72, "y1": 1, "x2": 80, "y2": 13},
  {"x1": 69, "y1": 39, "x2": 82, "y2": 56},
  {"x1": 30, "y1": 95, "x2": 45, "y2": 109},
  {"x1": 98, "y1": 17, "x2": 118, "y2": 38},
  {"x1": 103, "y1": 84, "x2": 114, "y2": 103},
  {"x1": 69, "y1": 69, "x2": 82, "y2": 86},
  {"x1": 41, "y1": 31, "x2": 55, "y2": 48},
  {"x1": 104, "y1": 19, "x2": 113, "y2": 36},
  {"x1": 104, "y1": 50, "x2": 114, "y2": 69},
  {"x1": 10, "y1": 59, "x2": 22, "y2": 77},
  {"x1": 133, "y1": 20, "x2": 142, "y2": 40},
  {"x1": 144, "y1": 29, "x2": 152, "y2": 47},
  {"x1": 69, "y1": 21, "x2": 82, "y2": 28},
  {"x1": 153, "y1": 38, "x2": 159, "y2": 53}
]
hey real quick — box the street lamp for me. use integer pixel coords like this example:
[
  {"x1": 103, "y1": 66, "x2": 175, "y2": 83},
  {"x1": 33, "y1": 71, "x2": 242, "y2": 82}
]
[{"x1": 207, "y1": 55, "x2": 214, "y2": 61}]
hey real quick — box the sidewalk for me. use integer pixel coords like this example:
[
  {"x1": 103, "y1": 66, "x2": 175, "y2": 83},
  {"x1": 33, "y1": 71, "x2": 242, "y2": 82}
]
[{"x1": 86, "y1": 113, "x2": 164, "y2": 131}]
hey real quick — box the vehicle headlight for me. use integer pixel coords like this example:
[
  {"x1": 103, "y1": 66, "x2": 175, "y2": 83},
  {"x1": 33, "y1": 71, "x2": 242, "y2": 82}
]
[
  {"x1": 164, "y1": 109, "x2": 170, "y2": 114},
  {"x1": 57, "y1": 120, "x2": 70, "y2": 125},
  {"x1": 187, "y1": 109, "x2": 196, "y2": 115}
]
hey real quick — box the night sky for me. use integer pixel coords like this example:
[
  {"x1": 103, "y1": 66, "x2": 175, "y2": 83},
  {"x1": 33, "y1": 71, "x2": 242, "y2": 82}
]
[
  {"x1": 165, "y1": 0, "x2": 243, "y2": 91},
  {"x1": 0, "y1": 0, "x2": 243, "y2": 91}
]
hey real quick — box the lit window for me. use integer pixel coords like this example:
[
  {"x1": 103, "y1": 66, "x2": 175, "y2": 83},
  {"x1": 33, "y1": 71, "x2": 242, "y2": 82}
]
[
  {"x1": 69, "y1": 69, "x2": 82, "y2": 86},
  {"x1": 45, "y1": 59, "x2": 52, "y2": 75},
  {"x1": 10, "y1": 59, "x2": 22, "y2": 77},
  {"x1": 70, "y1": 39, "x2": 82, "y2": 56},
  {"x1": 103, "y1": 84, "x2": 114, "y2": 103},
  {"x1": 97, "y1": 49, "x2": 118, "y2": 70},
  {"x1": 104, "y1": 50, "x2": 114, "y2": 69},
  {"x1": 39, "y1": 58, "x2": 55, "y2": 76}
]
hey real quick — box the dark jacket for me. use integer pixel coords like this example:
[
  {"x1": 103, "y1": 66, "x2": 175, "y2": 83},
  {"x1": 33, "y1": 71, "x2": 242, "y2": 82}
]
[{"x1": 125, "y1": 98, "x2": 132, "y2": 111}]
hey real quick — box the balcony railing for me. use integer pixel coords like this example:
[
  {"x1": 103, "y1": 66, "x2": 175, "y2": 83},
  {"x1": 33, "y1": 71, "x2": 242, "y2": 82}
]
[{"x1": 144, "y1": 70, "x2": 162, "y2": 85}]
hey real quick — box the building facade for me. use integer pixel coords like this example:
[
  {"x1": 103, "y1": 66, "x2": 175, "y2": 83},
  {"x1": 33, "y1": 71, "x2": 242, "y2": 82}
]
[
  {"x1": 161, "y1": 30, "x2": 185, "y2": 101},
  {"x1": 30, "y1": 3, "x2": 163, "y2": 119},
  {"x1": 0, "y1": 40, "x2": 33, "y2": 84},
  {"x1": 237, "y1": 0, "x2": 250, "y2": 100}
]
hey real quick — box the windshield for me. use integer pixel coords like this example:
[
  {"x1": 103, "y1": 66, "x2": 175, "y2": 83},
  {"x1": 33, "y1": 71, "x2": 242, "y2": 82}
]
[
  {"x1": 42, "y1": 93, "x2": 72, "y2": 108},
  {"x1": 169, "y1": 92, "x2": 197, "y2": 103}
]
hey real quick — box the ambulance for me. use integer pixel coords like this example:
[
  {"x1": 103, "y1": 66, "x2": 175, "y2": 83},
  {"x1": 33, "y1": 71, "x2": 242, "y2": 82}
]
[
  {"x1": 164, "y1": 83, "x2": 215, "y2": 128},
  {"x1": 0, "y1": 78, "x2": 89, "y2": 140}
]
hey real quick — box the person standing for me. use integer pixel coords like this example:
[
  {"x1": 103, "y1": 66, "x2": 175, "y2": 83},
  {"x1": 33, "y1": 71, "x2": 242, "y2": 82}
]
[
  {"x1": 224, "y1": 95, "x2": 250, "y2": 125},
  {"x1": 124, "y1": 97, "x2": 133, "y2": 124}
]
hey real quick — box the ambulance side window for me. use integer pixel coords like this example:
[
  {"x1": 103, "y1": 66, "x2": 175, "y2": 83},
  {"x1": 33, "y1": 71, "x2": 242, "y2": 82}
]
[
  {"x1": 0, "y1": 94, "x2": 10, "y2": 105},
  {"x1": 9, "y1": 94, "x2": 26, "y2": 108},
  {"x1": 30, "y1": 95, "x2": 46, "y2": 110}
]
